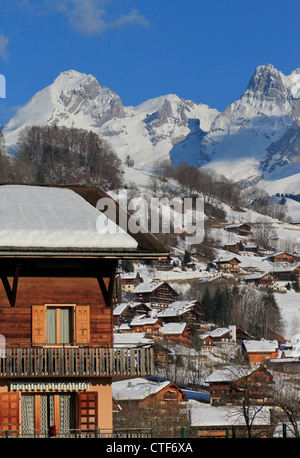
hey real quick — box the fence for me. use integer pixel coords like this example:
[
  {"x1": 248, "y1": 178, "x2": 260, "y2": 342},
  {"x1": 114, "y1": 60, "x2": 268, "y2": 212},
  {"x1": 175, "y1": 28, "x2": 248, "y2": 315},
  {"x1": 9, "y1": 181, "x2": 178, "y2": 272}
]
[{"x1": 0, "y1": 344, "x2": 154, "y2": 377}]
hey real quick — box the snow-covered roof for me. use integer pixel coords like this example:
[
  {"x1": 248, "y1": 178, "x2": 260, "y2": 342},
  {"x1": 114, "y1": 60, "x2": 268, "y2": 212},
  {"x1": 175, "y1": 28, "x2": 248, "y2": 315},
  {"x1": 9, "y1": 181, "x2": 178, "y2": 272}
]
[
  {"x1": 159, "y1": 322, "x2": 187, "y2": 335},
  {"x1": 130, "y1": 314, "x2": 158, "y2": 326},
  {"x1": 243, "y1": 271, "x2": 273, "y2": 280},
  {"x1": 133, "y1": 281, "x2": 164, "y2": 293},
  {"x1": 0, "y1": 184, "x2": 170, "y2": 259},
  {"x1": 112, "y1": 378, "x2": 171, "y2": 401},
  {"x1": 190, "y1": 403, "x2": 270, "y2": 427},
  {"x1": 242, "y1": 339, "x2": 278, "y2": 353},
  {"x1": 113, "y1": 303, "x2": 131, "y2": 316},
  {"x1": 0, "y1": 185, "x2": 137, "y2": 250},
  {"x1": 113, "y1": 332, "x2": 152, "y2": 348},
  {"x1": 205, "y1": 364, "x2": 262, "y2": 383},
  {"x1": 156, "y1": 300, "x2": 198, "y2": 318},
  {"x1": 120, "y1": 272, "x2": 139, "y2": 279},
  {"x1": 214, "y1": 256, "x2": 241, "y2": 263}
]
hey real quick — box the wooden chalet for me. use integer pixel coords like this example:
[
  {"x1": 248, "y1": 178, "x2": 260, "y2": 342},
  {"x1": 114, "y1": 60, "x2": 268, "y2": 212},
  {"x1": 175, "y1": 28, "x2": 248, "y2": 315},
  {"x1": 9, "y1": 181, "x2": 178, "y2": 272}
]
[
  {"x1": 243, "y1": 271, "x2": 275, "y2": 289},
  {"x1": 205, "y1": 365, "x2": 273, "y2": 406},
  {"x1": 272, "y1": 264, "x2": 300, "y2": 282},
  {"x1": 0, "y1": 184, "x2": 169, "y2": 438},
  {"x1": 156, "y1": 299, "x2": 204, "y2": 324},
  {"x1": 268, "y1": 251, "x2": 299, "y2": 264},
  {"x1": 223, "y1": 223, "x2": 252, "y2": 236},
  {"x1": 190, "y1": 403, "x2": 271, "y2": 438},
  {"x1": 132, "y1": 281, "x2": 178, "y2": 308},
  {"x1": 113, "y1": 303, "x2": 135, "y2": 328},
  {"x1": 242, "y1": 339, "x2": 279, "y2": 366},
  {"x1": 129, "y1": 315, "x2": 160, "y2": 335},
  {"x1": 119, "y1": 271, "x2": 142, "y2": 293},
  {"x1": 112, "y1": 378, "x2": 188, "y2": 437},
  {"x1": 158, "y1": 322, "x2": 192, "y2": 347},
  {"x1": 215, "y1": 256, "x2": 241, "y2": 272}
]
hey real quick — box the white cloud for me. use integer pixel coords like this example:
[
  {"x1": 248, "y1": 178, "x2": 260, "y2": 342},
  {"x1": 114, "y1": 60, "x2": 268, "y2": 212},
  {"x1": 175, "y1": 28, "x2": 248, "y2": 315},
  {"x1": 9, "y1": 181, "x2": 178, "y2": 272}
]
[
  {"x1": 55, "y1": 0, "x2": 150, "y2": 35},
  {"x1": 0, "y1": 34, "x2": 9, "y2": 59}
]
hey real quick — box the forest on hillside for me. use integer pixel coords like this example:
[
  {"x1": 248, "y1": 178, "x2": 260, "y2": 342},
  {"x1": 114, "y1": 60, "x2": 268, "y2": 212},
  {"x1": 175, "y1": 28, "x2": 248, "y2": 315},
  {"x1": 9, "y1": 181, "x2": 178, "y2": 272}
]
[{"x1": 0, "y1": 125, "x2": 123, "y2": 190}]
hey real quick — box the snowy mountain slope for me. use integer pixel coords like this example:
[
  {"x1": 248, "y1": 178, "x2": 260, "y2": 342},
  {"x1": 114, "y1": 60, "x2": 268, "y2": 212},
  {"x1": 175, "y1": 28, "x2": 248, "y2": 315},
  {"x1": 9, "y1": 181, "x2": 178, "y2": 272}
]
[
  {"x1": 3, "y1": 70, "x2": 125, "y2": 151},
  {"x1": 3, "y1": 71, "x2": 219, "y2": 170},
  {"x1": 199, "y1": 65, "x2": 300, "y2": 187},
  {"x1": 3, "y1": 65, "x2": 300, "y2": 195}
]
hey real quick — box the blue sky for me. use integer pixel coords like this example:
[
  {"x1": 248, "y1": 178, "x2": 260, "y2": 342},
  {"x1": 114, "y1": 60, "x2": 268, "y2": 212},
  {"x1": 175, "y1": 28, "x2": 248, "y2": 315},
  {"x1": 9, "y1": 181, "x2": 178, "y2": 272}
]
[{"x1": 0, "y1": 0, "x2": 299, "y2": 125}]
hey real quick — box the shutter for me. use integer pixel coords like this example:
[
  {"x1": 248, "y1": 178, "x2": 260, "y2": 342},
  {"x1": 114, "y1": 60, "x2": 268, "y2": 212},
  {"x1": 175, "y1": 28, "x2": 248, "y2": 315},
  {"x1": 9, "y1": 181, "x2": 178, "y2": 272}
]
[
  {"x1": 0, "y1": 392, "x2": 20, "y2": 434},
  {"x1": 78, "y1": 391, "x2": 98, "y2": 431},
  {"x1": 32, "y1": 306, "x2": 47, "y2": 344},
  {"x1": 75, "y1": 306, "x2": 90, "y2": 344}
]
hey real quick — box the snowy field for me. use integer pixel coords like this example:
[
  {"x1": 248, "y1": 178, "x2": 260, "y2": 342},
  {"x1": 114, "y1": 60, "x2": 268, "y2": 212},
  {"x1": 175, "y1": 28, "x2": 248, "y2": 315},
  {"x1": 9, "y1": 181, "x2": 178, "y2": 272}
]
[{"x1": 274, "y1": 291, "x2": 300, "y2": 340}]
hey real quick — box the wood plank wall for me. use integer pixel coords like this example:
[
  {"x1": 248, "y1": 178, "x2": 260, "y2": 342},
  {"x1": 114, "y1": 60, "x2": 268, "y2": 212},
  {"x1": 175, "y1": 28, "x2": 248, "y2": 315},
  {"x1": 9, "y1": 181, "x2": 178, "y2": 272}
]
[{"x1": 0, "y1": 277, "x2": 112, "y2": 345}]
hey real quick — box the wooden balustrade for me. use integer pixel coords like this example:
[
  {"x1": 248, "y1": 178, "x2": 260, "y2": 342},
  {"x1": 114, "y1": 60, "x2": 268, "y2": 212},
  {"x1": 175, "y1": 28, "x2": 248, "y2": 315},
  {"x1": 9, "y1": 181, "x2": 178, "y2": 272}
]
[{"x1": 0, "y1": 345, "x2": 154, "y2": 377}]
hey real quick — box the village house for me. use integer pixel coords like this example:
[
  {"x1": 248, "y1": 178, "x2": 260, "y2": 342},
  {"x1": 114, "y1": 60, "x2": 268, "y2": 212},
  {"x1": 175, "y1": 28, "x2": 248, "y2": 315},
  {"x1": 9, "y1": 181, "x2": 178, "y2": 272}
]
[
  {"x1": 129, "y1": 314, "x2": 160, "y2": 335},
  {"x1": 112, "y1": 378, "x2": 188, "y2": 437},
  {"x1": 113, "y1": 301, "x2": 152, "y2": 328},
  {"x1": 243, "y1": 271, "x2": 276, "y2": 289},
  {"x1": 132, "y1": 281, "x2": 179, "y2": 309},
  {"x1": 215, "y1": 256, "x2": 241, "y2": 273},
  {"x1": 190, "y1": 403, "x2": 271, "y2": 438},
  {"x1": 223, "y1": 223, "x2": 253, "y2": 237},
  {"x1": 113, "y1": 302, "x2": 135, "y2": 328},
  {"x1": 158, "y1": 322, "x2": 192, "y2": 347},
  {"x1": 242, "y1": 339, "x2": 279, "y2": 365},
  {"x1": 199, "y1": 325, "x2": 252, "y2": 350},
  {"x1": 119, "y1": 271, "x2": 142, "y2": 293},
  {"x1": 268, "y1": 251, "x2": 299, "y2": 264},
  {"x1": 272, "y1": 264, "x2": 300, "y2": 282},
  {"x1": 205, "y1": 364, "x2": 273, "y2": 407},
  {"x1": 156, "y1": 300, "x2": 204, "y2": 324},
  {"x1": 0, "y1": 184, "x2": 169, "y2": 438}
]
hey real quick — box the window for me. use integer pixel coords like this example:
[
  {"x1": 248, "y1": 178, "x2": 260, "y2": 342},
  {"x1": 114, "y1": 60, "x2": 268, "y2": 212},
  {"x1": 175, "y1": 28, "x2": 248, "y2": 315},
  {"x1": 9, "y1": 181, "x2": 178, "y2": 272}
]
[
  {"x1": 47, "y1": 307, "x2": 73, "y2": 344},
  {"x1": 32, "y1": 304, "x2": 90, "y2": 345}
]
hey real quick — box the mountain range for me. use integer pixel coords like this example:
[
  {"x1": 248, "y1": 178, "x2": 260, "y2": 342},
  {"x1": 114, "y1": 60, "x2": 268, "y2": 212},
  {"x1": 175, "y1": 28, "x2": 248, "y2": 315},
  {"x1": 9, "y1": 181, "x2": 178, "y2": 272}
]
[{"x1": 3, "y1": 64, "x2": 300, "y2": 196}]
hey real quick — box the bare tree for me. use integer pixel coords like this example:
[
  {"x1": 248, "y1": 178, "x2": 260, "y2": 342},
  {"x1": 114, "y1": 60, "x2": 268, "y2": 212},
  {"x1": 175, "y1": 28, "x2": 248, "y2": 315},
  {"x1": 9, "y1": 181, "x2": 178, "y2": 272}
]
[{"x1": 272, "y1": 377, "x2": 300, "y2": 438}]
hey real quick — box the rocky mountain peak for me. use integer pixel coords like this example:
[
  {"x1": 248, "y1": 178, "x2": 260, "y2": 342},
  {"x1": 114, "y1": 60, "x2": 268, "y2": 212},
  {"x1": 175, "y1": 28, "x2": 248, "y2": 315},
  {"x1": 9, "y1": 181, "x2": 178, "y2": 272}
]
[{"x1": 245, "y1": 64, "x2": 287, "y2": 102}]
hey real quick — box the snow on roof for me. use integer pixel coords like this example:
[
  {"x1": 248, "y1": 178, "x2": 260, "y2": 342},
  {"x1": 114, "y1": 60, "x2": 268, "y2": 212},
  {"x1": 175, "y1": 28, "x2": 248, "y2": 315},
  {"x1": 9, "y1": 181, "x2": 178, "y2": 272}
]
[
  {"x1": 112, "y1": 378, "x2": 171, "y2": 401},
  {"x1": 243, "y1": 271, "x2": 273, "y2": 280},
  {"x1": 159, "y1": 322, "x2": 187, "y2": 335},
  {"x1": 209, "y1": 327, "x2": 231, "y2": 338},
  {"x1": 190, "y1": 403, "x2": 270, "y2": 427},
  {"x1": 120, "y1": 272, "x2": 139, "y2": 279},
  {"x1": 205, "y1": 365, "x2": 261, "y2": 383},
  {"x1": 130, "y1": 314, "x2": 158, "y2": 326},
  {"x1": 214, "y1": 256, "x2": 241, "y2": 263},
  {"x1": 242, "y1": 339, "x2": 278, "y2": 353},
  {"x1": 113, "y1": 303, "x2": 130, "y2": 316},
  {"x1": 113, "y1": 332, "x2": 152, "y2": 348},
  {"x1": 0, "y1": 185, "x2": 138, "y2": 250},
  {"x1": 133, "y1": 281, "x2": 164, "y2": 293},
  {"x1": 156, "y1": 300, "x2": 197, "y2": 318}
]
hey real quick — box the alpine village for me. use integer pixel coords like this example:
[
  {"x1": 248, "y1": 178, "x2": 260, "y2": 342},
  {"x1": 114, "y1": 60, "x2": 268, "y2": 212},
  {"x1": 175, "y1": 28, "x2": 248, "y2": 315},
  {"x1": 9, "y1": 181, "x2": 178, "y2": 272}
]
[{"x1": 2, "y1": 78, "x2": 300, "y2": 440}]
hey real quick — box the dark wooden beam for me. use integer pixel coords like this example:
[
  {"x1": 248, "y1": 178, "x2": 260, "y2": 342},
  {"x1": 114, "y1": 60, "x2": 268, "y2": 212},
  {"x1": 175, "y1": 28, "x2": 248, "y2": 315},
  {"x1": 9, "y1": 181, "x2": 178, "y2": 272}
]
[
  {"x1": 97, "y1": 265, "x2": 116, "y2": 307},
  {"x1": 0, "y1": 264, "x2": 21, "y2": 307}
]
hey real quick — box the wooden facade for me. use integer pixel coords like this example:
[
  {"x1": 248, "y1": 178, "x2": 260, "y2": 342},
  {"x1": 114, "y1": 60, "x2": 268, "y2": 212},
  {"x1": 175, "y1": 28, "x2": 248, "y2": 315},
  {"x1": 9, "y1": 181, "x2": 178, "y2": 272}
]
[
  {"x1": 207, "y1": 365, "x2": 273, "y2": 406},
  {"x1": 132, "y1": 281, "x2": 179, "y2": 308},
  {"x1": 0, "y1": 184, "x2": 169, "y2": 438}
]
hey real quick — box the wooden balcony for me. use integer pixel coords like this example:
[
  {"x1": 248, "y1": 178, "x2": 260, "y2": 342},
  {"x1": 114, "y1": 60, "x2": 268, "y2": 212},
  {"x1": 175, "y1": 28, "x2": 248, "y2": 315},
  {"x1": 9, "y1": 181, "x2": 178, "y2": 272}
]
[{"x1": 0, "y1": 345, "x2": 154, "y2": 378}]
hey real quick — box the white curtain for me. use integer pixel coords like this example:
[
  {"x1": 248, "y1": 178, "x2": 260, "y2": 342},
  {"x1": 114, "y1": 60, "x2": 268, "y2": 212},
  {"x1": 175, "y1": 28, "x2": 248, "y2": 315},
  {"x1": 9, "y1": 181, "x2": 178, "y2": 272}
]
[
  {"x1": 47, "y1": 309, "x2": 57, "y2": 344},
  {"x1": 61, "y1": 308, "x2": 71, "y2": 344},
  {"x1": 21, "y1": 395, "x2": 35, "y2": 437}
]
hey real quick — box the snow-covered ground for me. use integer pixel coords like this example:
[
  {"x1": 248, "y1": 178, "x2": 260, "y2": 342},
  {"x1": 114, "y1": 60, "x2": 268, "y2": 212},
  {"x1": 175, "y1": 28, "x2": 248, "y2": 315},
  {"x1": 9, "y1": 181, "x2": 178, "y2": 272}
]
[{"x1": 274, "y1": 291, "x2": 300, "y2": 340}]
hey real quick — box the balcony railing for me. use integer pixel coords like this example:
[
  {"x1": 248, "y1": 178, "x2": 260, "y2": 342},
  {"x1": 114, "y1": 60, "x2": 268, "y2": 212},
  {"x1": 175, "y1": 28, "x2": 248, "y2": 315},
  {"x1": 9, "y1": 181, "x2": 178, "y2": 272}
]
[{"x1": 0, "y1": 344, "x2": 154, "y2": 378}]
